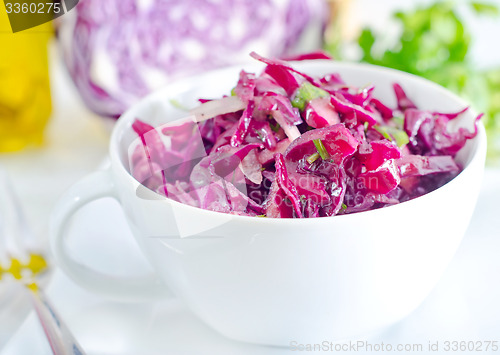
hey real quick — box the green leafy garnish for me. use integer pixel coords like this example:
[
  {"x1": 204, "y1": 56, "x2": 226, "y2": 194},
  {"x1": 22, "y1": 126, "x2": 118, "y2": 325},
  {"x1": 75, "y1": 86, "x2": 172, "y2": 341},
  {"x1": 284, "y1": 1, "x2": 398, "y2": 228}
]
[
  {"x1": 471, "y1": 2, "x2": 499, "y2": 15},
  {"x1": 358, "y1": 2, "x2": 470, "y2": 75},
  {"x1": 313, "y1": 139, "x2": 330, "y2": 160},
  {"x1": 351, "y1": 1, "x2": 500, "y2": 163},
  {"x1": 291, "y1": 82, "x2": 329, "y2": 111}
]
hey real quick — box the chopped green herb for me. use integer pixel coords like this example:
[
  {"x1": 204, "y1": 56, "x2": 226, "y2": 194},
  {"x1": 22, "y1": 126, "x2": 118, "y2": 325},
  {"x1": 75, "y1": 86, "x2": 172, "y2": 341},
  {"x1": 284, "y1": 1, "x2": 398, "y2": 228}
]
[
  {"x1": 230, "y1": 87, "x2": 237, "y2": 96},
  {"x1": 307, "y1": 152, "x2": 320, "y2": 164},
  {"x1": 392, "y1": 116, "x2": 404, "y2": 129},
  {"x1": 257, "y1": 214, "x2": 267, "y2": 217},
  {"x1": 291, "y1": 82, "x2": 329, "y2": 111},
  {"x1": 270, "y1": 122, "x2": 280, "y2": 133},
  {"x1": 341, "y1": 203, "x2": 347, "y2": 210},
  {"x1": 376, "y1": 127, "x2": 392, "y2": 141},
  {"x1": 374, "y1": 125, "x2": 410, "y2": 147},
  {"x1": 313, "y1": 139, "x2": 330, "y2": 160},
  {"x1": 255, "y1": 129, "x2": 265, "y2": 142},
  {"x1": 169, "y1": 99, "x2": 189, "y2": 111}
]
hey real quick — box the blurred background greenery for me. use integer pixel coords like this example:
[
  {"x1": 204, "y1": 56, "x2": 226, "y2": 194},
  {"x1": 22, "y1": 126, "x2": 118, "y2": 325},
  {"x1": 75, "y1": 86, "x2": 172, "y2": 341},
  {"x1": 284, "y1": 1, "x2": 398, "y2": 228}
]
[{"x1": 325, "y1": 0, "x2": 500, "y2": 165}]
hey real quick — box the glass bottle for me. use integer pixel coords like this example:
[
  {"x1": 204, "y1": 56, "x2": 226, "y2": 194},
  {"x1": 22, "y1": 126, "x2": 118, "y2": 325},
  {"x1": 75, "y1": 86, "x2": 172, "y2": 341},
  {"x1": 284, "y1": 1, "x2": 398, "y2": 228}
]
[{"x1": 0, "y1": 2, "x2": 52, "y2": 152}]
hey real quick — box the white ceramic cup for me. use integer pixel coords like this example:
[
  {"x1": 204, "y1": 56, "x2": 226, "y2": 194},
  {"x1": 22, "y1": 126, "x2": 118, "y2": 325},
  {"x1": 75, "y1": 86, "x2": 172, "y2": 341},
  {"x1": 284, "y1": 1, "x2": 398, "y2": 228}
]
[{"x1": 51, "y1": 61, "x2": 486, "y2": 346}]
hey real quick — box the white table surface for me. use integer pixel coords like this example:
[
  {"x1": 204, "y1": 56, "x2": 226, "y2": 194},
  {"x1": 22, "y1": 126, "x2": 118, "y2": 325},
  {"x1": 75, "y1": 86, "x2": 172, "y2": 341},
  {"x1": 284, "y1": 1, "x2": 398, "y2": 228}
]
[
  {"x1": 0, "y1": 42, "x2": 109, "y2": 349},
  {"x1": 1, "y1": 168, "x2": 499, "y2": 355},
  {"x1": 1, "y1": 16, "x2": 500, "y2": 353}
]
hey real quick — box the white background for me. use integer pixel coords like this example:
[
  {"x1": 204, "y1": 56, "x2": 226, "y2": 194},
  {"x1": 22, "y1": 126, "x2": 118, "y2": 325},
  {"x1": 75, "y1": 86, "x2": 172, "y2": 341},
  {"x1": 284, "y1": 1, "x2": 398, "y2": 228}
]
[{"x1": 1, "y1": 0, "x2": 500, "y2": 353}]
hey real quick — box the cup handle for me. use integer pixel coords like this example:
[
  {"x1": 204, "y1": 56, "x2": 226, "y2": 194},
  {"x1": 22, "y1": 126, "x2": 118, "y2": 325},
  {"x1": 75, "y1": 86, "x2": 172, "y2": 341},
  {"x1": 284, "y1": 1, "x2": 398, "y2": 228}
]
[{"x1": 50, "y1": 169, "x2": 172, "y2": 301}]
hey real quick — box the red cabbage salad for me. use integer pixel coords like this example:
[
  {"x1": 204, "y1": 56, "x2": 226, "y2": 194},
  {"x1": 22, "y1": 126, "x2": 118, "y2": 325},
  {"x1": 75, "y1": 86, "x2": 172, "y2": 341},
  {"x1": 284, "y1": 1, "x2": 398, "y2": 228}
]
[{"x1": 130, "y1": 52, "x2": 482, "y2": 218}]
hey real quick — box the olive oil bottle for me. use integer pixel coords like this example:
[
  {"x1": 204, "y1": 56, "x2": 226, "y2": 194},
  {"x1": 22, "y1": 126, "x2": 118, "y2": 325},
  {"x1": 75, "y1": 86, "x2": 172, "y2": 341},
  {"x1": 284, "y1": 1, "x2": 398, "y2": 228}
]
[{"x1": 0, "y1": 2, "x2": 52, "y2": 152}]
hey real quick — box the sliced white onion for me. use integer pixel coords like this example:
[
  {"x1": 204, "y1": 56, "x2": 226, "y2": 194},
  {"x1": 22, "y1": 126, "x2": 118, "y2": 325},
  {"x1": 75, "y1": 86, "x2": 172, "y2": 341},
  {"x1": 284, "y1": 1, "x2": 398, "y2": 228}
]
[
  {"x1": 239, "y1": 150, "x2": 263, "y2": 185},
  {"x1": 190, "y1": 96, "x2": 246, "y2": 122},
  {"x1": 273, "y1": 111, "x2": 301, "y2": 141}
]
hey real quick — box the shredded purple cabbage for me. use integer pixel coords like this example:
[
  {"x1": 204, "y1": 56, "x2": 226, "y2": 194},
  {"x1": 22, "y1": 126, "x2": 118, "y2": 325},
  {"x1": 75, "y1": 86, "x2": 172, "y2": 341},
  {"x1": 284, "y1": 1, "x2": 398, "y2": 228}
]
[{"x1": 130, "y1": 53, "x2": 481, "y2": 218}]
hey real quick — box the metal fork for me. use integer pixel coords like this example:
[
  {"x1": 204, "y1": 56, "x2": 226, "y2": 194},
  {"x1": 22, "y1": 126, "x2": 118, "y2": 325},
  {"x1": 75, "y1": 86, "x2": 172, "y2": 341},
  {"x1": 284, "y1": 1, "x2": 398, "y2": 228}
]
[{"x1": 0, "y1": 166, "x2": 86, "y2": 355}]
